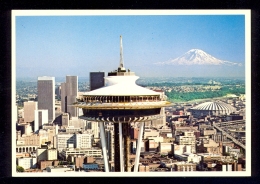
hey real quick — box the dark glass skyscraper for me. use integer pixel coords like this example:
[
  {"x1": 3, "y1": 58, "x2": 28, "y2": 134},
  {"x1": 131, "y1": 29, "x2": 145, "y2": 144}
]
[
  {"x1": 61, "y1": 76, "x2": 78, "y2": 119},
  {"x1": 90, "y1": 72, "x2": 105, "y2": 91},
  {"x1": 37, "y1": 76, "x2": 55, "y2": 123}
]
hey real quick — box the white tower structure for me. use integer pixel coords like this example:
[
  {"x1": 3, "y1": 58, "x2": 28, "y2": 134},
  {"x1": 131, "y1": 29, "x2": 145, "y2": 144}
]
[{"x1": 75, "y1": 36, "x2": 171, "y2": 172}]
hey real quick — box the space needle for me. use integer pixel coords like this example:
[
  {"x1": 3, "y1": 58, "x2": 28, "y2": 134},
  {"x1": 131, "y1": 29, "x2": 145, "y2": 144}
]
[{"x1": 75, "y1": 36, "x2": 172, "y2": 172}]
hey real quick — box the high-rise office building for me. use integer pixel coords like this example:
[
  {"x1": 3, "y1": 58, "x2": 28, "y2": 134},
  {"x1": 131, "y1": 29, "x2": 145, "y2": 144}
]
[
  {"x1": 34, "y1": 109, "x2": 48, "y2": 131},
  {"x1": 37, "y1": 76, "x2": 55, "y2": 123},
  {"x1": 90, "y1": 72, "x2": 105, "y2": 91},
  {"x1": 55, "y1": 85, "x2": 61, "y2": 100},
  {"x1": 61, "y1": 76, "x2": 78, "y2": 119},
  {"x1": 61, "y1": 113, "x2": 69, "y2": 127},
  {"x1": 24, "y1": 101, "x2": 38, "y2": 123},
  {"x1": 61, "y1": 82, "x2": 66, "y2": 113}
]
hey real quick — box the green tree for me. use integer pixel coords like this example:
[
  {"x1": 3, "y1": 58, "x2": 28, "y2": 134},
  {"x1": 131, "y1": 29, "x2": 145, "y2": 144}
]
[{"x1": 16, "y1": 165, "x2": 24, "y2": 172}]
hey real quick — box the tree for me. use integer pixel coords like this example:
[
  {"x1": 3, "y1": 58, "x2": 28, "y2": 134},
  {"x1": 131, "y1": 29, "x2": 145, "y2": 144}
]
[{"x1": 16, "y1": 165, "x2": 24, "y2": 172}]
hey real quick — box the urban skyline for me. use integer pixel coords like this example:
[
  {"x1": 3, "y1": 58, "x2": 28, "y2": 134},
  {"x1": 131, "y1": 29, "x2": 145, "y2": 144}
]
[
  {"x1": 12, "y1": 10, "x2": 251, "y2": 177},
  {"x1": 14, "y1": 10, "x2": 248, "y2": 78}
]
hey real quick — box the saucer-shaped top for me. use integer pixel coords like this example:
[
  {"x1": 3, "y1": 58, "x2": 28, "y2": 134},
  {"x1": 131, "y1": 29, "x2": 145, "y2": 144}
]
[{"x1": 83, "y1": 75, "x2": 161, "y2": 96}]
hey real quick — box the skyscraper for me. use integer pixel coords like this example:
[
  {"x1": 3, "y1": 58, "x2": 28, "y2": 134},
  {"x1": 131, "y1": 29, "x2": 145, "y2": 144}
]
[
  {"x1": 61, "y1": 76, "x2": 78, "y2": 119},
  {"x1": 34, "y1": 109, "x2": 48, "y2": 131},
  {"x1": 61, "y1": 82, "x2": 66, "y2": 113},
  {"x1": 37, "y1": 76, "x2": 55, "y2": 123},
  {"x1": 90, "y1": 72, "x2": 105, "y2": 91},
  {"x1": 55, "y1": 85, "x2": 61, "y2": 100},
  {"x1": 23, "y1": 101, "x2": 38, "y2": 123}
]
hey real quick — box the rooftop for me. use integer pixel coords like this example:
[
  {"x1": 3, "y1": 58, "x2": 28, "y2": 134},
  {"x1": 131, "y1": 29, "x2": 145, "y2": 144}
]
[{"x1": 190, "y1": 101, "x2": 236, "y2": 112}]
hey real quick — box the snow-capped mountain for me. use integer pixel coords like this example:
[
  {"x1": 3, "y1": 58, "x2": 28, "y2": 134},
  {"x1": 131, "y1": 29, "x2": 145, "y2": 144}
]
[{"x1": 154, "y1": 49, "x2": 242, "y2": 66}]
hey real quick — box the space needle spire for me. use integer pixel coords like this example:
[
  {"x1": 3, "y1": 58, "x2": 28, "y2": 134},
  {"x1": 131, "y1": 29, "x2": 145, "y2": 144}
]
[{"x1": 118, "y1": 35, "x2": 126, "y2": 72}]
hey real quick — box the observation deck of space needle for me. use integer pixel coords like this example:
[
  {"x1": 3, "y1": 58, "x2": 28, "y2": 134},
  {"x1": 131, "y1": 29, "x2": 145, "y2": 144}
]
[{"x1": 74, "y1": 35, "x2": 172, "y2": 172}]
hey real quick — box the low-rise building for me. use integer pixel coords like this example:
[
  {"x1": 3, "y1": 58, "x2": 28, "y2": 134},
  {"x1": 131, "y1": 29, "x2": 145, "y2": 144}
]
[
  {"x1": 38, "y1": 160, "x2": 59, "y2": 170},
  {"x1": 139, "y1": 164, "x2": 150, "y2": 172},
  {"x1": 197, "y1": 138, "x2": 220, "y2": 154},
  {"x1": 174, "y1": 161, "x2": 197, "y2": 171},
  {"x1": 174, "y1": 153, "x2": 201, "y2": 163},
  {"x1": 46, "y1": 166, "x2": 73, "y2": 172},
  {"x1": 37, "y1": 148, "x2": 47, "y2": 162},
  {"x1": 17, "y1": 157, "x2": 37, "y2": 170},
  {"x1": 175, "y1": 131, "x2": 196, "y2": 153},
  {"x1": 67, "y1": 155, "x2": 85, "y2": 169},
  {"x1": 47, "y1": 148, "x2": 58, "y2": 160},
  {"x1": 60, "y1": 147, "x2": 102, "y2": 159},
  {"x1": 159, "y1": 142, "x2": 173, "y2": 154}
]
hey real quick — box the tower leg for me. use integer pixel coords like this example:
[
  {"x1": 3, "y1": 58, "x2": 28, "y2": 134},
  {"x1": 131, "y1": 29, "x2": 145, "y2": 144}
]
[
  {"x1": 99, "y1": 122, "x2": 109, "y2": 172},
  {"x1": 119, "y1": 122, "x2": 124, "y2": 172},
  {"x1": 114, "y1": 123, "x2": 120, "y2": 171},
  {"x1": 134, "y1": 122, "x2": 144, "y2": 172}
]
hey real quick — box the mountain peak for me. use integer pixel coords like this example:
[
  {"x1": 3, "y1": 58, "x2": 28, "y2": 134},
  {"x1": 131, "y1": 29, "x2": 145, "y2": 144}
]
[
  {"x1": 188, "y1": 49, "x2": 204, "y2": 53},
  {"x1": 155, "y1": 49, "x2": 242, "y2": 66}
]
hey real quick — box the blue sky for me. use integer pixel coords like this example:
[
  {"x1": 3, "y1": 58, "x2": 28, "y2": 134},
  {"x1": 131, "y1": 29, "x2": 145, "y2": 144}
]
[{"x1": 15, "y1": 14, "x2": 246, "y2": 78}]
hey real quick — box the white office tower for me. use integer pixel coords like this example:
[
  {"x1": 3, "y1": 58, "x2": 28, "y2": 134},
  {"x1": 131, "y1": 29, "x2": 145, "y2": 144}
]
[
  {"x1": 37, "y1": 76, "x2": 55, "y2": 123},
  {"x1": 75, "y1": 133, "x2": 93, "y2": 148},
  {"x1": 55, "y1": 133, "x2": 75, "y2": 151},
  {"x1": 34, "y1": 109, "x2": 48, "y2": 131}
]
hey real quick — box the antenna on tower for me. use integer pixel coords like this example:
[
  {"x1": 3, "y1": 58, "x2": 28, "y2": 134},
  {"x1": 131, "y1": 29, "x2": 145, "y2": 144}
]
[{"x1": 118, "y1": 35, "x2": 126, "y2": 72}]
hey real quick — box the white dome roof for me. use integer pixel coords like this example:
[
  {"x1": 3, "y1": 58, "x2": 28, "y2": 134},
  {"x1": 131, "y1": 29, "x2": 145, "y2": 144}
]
[
  {"x1": 190, "y1": 101, "x2": 236, "y2": 112},
  {"x1": 83, "y1": 75, "x2": 160, "y2": 96}
]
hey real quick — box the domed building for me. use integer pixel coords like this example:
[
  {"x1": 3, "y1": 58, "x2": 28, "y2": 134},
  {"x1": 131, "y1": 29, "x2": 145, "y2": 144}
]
[{"x1": 189, "y1": 101, "x2": 236, "y2": 118}]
